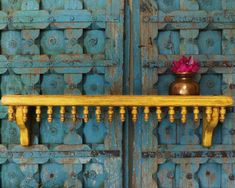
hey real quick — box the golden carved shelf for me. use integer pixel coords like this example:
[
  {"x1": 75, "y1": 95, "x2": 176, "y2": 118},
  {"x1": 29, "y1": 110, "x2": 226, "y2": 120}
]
[{"x1": 2, "y1": 95, "x2": 233, "y2": 147}]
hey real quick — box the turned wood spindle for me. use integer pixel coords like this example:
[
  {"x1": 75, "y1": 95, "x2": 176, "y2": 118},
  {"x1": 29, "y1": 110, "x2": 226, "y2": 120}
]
[
  {"x1": 8, "y1": 106, "x2": 14, "y2": 122},
  {"x1": 47, "y1": 106, "x2": 53, "y2": 123},
  {"x1": 206, "y1": 107, "x2": 212, "y2": 122},
  {"x1": 169, "y1": 107, "x2": 175, "y2": 123},
  {"x1": 220, "y1": 107, "x2": 226, "y2": 123},
  {"x1": 120, "y1": 107, "x2": 126, "y2": 122},
  {"x1": 23, "y1": 106, "x2": 28, "y2": 123},
  {"x1": 96, "y1": 106, "x2": 101, "y2": 123},
  {"x1": 144, "y1": 107, "x2": 150, "y2": 122},
  {"x1": 181, "y1": 106, "x2": 187, "y2": 124},
  {"x1": 132, "y1": 107, "x2": 138, "y2": 123},
  {"x1": 60, "y1": 106, "x2": 65, "y2": 122},
  {"x1": 71, "y1": 106, "x2": 77, "y2": 122},
  {"x1": 108, "y1": 107, "x2": 114, "y2": 123},
  {"x1": 83, "y1": 106, "x2": 89, "y2": 123},
  {"x1": 193, "y1": 107, "x2": 199, "y2": 122},
  {"x1": 156, "y1": 107, "x2": 162, "y2": 122},
  {"x1": 36, "y1": 106, "x2": 41, "y2": 122}
]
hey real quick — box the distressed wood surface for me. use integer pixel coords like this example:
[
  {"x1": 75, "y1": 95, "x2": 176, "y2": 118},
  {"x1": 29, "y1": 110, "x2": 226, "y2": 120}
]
[
  {"x1": 136, "y1": 0, "x2": 235, "y2": 187},
  {"x1": 0, "y1": 0, "x2": 234, "y2": 187},
  {"x1": 2, "y1": 95, "x2": 233, "y2": 106},
  {"x1": 0, "y1": 0, "x2": 124, "y2": 187},
  {"x1": 3, "y1": 95, "x2": 232, "y2": 147}
]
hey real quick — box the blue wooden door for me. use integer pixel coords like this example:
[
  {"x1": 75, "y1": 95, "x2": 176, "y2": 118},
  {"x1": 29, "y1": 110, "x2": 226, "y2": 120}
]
[
  {"x1": 131, "y1": 0, "x2": 235, "y2": 187},
  {"x1": 0, "y1": 0, "x2": 234, "y2": 187},
  {"x1": 0, "y1": 0, "x2": 124, "y2": 187}
]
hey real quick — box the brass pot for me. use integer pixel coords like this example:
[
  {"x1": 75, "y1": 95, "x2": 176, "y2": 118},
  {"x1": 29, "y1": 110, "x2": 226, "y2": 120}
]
[{"x1": 169, "y1": 72, "x2": 199, "y2": 95}]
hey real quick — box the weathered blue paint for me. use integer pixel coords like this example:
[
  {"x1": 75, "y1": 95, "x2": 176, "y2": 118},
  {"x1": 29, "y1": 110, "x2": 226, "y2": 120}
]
[
  {"x1": 0, "y1": 0, "x2": 234, "y2": 187},
  {"x1": 134, "y1": 0, "x2": 235, "y2": 187},
  {"x1": 124, "y1": 1, "x2": 131, "y2": 187},
  {"x1": 130, "y1": 0, "x2": 143, "y2": 188},
  {"x1": 0, "y1": 0, "x2": 124, "y2": 187}
]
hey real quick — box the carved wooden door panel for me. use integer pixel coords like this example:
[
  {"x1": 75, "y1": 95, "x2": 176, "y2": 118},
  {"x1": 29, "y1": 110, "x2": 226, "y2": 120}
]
[
  {"x1": 0, "y1": 0, "x2": 124, "y2": 187},
  {"x1": 132, "y1": 0, "x2": 235, "y2": 187}
]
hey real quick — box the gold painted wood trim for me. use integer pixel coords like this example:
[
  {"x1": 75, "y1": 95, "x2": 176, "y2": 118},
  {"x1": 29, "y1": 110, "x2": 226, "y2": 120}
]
[
  {"x1": 2, "y1": 95, "x2": 233, "y2": 107},
  {"x1": 202, "y1": 108, "x2": 219, "y2": 147},
  {"x1": 15, "y1": 106, "x2": 29, "y2": 146},
  {"x1": 1, "y1": 95, "x2": 233, "y2": 147}
]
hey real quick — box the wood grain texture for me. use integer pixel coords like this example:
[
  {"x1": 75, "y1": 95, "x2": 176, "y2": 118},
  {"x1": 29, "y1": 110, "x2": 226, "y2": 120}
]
[
  {"x1": 2, "y1": 94, "x2": 233, "y2": 148},
  {"x1": 2, "y1": 95, "x2": 233, "y2": 107},
  {"x1": 0, "y1": 0, "x2": 125, "y2": 187},
  {"x1": 138, "y1": 0, "x2": 235, "y2": 187}
]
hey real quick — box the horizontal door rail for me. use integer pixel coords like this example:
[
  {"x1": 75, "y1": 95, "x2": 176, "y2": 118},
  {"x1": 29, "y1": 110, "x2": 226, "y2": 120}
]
[
  {"x1": 142, "y1": 150, "x2": 235, "y2": 159},
  {"x1": 1, "y1": 95, "x2": 233, "y2": 148}
]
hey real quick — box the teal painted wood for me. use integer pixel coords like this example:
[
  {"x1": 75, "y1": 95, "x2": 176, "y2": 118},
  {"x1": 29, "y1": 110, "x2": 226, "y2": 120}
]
[
  {"x1": 0, "y1": 0, "x2": 234, "y2": 187},
  {"x1": 134, "y1": 0, "x2": 235, "y2": 188},
  {"x1": 124, "y1": 1, "x2": 131, "y2": 187},
  {"x1": 130, "y1": 0, "x2": 142, "y2": 188},
  {"x1": 0, "y1": 0, "x2": 125, "y2": 187}
]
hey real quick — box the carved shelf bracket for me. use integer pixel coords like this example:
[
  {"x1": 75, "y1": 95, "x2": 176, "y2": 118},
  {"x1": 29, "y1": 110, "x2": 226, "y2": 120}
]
[
  {"x1": 15, "y1": 106, "x2": 29, "y2": 146},
  {"x1": 202, "y1": 107, "x2": 219, "y2": 147},
  {"x1": 2, "y1": 95, "x2": 233, "y2": 147}
]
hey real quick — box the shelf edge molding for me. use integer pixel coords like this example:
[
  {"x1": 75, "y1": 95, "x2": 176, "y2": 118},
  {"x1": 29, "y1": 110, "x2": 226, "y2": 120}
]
[{"x1": 2, "y1": 95, "x2": 234, "y2": 147}]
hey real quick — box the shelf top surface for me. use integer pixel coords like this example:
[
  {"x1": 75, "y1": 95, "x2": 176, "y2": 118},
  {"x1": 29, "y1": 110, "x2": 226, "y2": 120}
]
[{"x1": 2, "y1": 95, "x2": 233, "y2": 107}]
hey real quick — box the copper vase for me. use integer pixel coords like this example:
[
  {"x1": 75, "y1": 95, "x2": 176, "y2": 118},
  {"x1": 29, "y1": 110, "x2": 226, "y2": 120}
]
[{"x1": 169, "y1": 72, "x2": 199, "y2": 95}]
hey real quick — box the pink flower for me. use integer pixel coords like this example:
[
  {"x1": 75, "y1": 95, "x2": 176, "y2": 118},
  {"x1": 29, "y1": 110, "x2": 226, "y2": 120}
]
[
  {"x1": 171, "y1": 56, "x2": 200, "y2": 73},
  {"x1": 177, "y1": 64, "x2": 188, "y2": 72},
  {"x1": 188, "y1": 56, "x2": 194, "y2": 65},
  {"x1": 179, "y1": 56, "x2": 188, "y2": 64}
]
